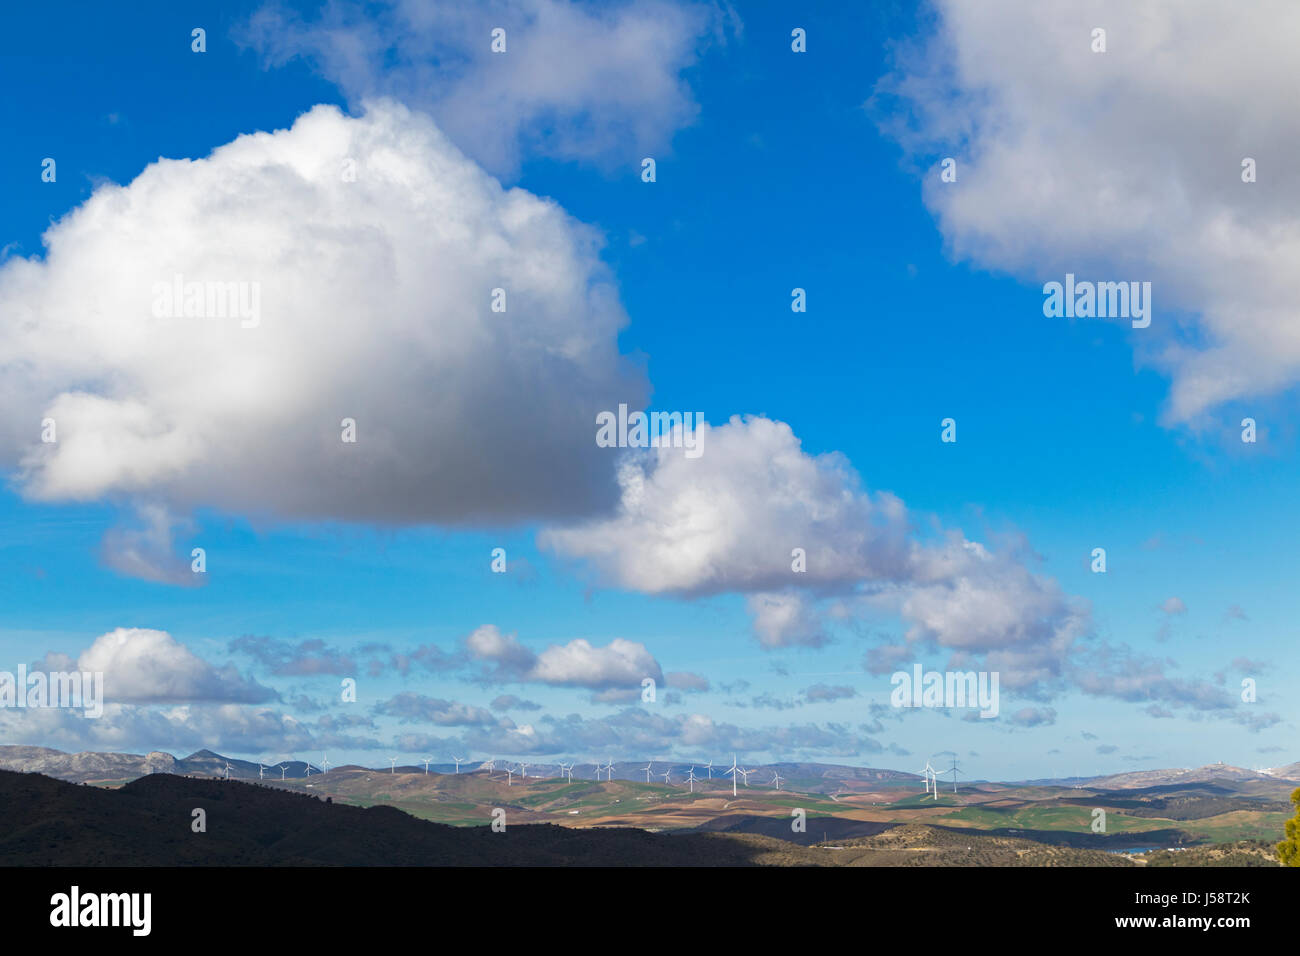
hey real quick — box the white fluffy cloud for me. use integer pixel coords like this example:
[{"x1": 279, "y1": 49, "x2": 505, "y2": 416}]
[
  {"x1": 531, "y1": 638, "x2": 661, "y2": 688},
  {"x1": 747, "y1": 592, "x2": 827, "y2": 649},
  {"x1": 873, "y1": 0, "x2": 1300, "y2": 421},
  {"x1": 0, "y1": 102, "x2": 645, "y2": 546},
  {"x1": 544, "y1": 415, "x2": 1088, "y2": 682},
  {"x1": 542, "y1": 416, "x2": 914, "y2": 596},
  {"x1": 464, "y1": 624, "x2": 664, "y2": 689},
  {"x1": 899, "y1": 534, "x2": 1089, "y2": 691},
  {"x1": 75, "y1": 628, "x2": 276, "y2": 704},
  {"x1": 239, "y1": 0, "x2": 729, "y2": 173}
]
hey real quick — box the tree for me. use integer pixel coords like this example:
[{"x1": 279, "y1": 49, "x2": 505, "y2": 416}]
[{"x1": 1279, "y1": 788, "x2": 1300, "y2": 867}]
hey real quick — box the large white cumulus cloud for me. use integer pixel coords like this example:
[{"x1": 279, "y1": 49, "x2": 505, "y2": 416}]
[
  {"x1": 0, "y1": 100, "x2": 646, "y2": 526},
  {"x1": 542, "y1": 416, "x2": 914, "y2": 596},
  {"x1": 873, "y1": 0, "x2": 1300, "y2": 421},
  {"x1": 543, "y1": 415, "x2": 1089, "y2": 687}
]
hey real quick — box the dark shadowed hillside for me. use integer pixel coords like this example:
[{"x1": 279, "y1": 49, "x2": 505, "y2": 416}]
[
  {"x1": 0, "y1": 769, "x2": 816, "y2": 866},
  {"x1": 691, "y1": 813, "x2": 898, "y2": 845},
  {"x1": 5, "y1": 770, "x2": 1277, "y2": 867}
]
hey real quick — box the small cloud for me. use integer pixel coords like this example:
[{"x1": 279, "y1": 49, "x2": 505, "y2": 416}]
[
  {"x1": 1159, "y1": 597, "x2": 1187, "y2": 615},
  {"x1": 373, "y1": 693, "x2": 496, "y2": 727},
  {"x1": 802, "y1": 683, "x2": 857, "y2": 703},
  {"x1": 589, "y1": 687, "x2": 642, "y2": 705},
  {"x1": 665, "y1": 671, "x2": 710, "y2": 692},
  {"x1": 230, "y1": 636, "x2": 356, "y2": 677},
  {"x1": 863, "y1": 643, "x2": 911, "y2": 675},
  {"x1": 489, "y1": 694, "x2": 541, "y2": 712},
  {"x1": 1232, "y1": 710, "x2": 1281, "y2": 733},
  {"x1": 1008, "y1": 707, "x2": 1056, "y2": 728},
  {"x1": 751, "y1": 692, "x2": 799, "y2": 711},
  {"x1": 100, "y1": 504, "x2": 200, "y2": 587}
]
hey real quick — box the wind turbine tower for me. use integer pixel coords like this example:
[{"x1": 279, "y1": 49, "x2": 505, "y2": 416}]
[
  {"x1": 642, "y1": 761, "x2": 654, "y2": 783},
  {"x1": 724, "y1": 754, "x2": 742, "y2": 797},
  {"x1": 942, "y1": 755, "x2": 963, "y2": 794},
  {"x1": 919, "y1": 761, "x2": 938, "y2": 797}
]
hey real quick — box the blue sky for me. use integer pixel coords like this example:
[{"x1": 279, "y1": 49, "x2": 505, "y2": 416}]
[{"x1": 0, "y1": 0, "x2": 1295, "y2": 779}]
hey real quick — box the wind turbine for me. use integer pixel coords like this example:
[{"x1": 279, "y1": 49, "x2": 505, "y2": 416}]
[
  {"x1": 918, "y1": 761, "x2": 938, "y2": 796},
  {"x1": 603, "y1": 759, "x2": 615, "y2": 781},
  {"x1": 223, "y1": 761, "x2": 232, "y2": 780},
  {"x1": 724, "y1": 754, "x2": 742, "y2": 797},
  {"x1": 659, "y1": 769, "x2": 671, "y2": 785},
  {"x1": 940, "y1": 755, "x2": 963, "y2": 794},
  {"x1": 505, "y1": 766, "x2": 514, "y2": 786},
  {"x1": 770, "y1": 770, "x2": 783, "y2": 790},
  {"x1": 320, "y1": 753, "x2": 331, "y2": 774},
  {"x1": 453, "y1": 756, "x2": 465, "y2": 774},
  {"x1": 559, "y1": 762, "x2": 574, "y2": 782},
  {"x1": 737, "y1": 767, "x2": 752, "y2": 788},
  {"x1": 685, "y1": 767, "x2": 698, "y2": 793},
  {"x1": 389, "y1": 756, "x2": 398, "y2": 774},
  {"x1": 518, "y1": 761, "x2": 528, "y2": 780},
  {"x1": 258, "y1": 761, "x2": 266, "y2": 780},
  {"x1": 704, "y1": 759, "x2": 713, "y2": 780},
  {"x1": 279, "y1": 764, "x2": 287, "y2": 781},
  {"x1": 642, "y1": 761, "x2": 654, "y2": 783},
  {"x1": 422, "y1": 757, "x2": 432, "y2": 775}
]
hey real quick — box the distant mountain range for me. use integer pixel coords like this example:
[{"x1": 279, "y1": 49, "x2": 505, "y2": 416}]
[
  {"x1": 1079, "y1": 762, "x2": 1300, "y2": 789},
  {"x1": 1, "y1": 745, "x2": 1296, "y2": 789},
  {"x1": 0, "y1": 746, "x2": 324, "y2": 783},
  {"x1": 0, "y1": 747, "x2": 924, "y2": 789}
]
